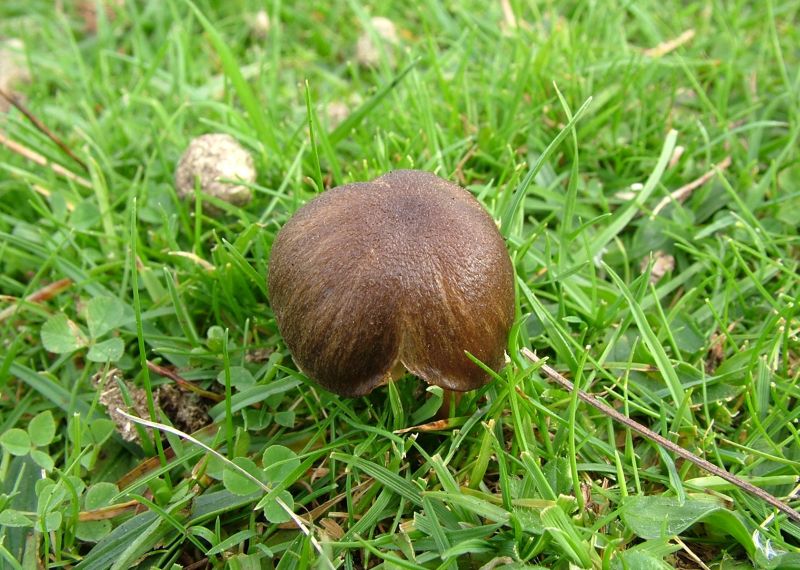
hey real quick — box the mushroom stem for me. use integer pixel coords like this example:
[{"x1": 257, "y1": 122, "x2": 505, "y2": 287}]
[{"x1": 436, "y1": 388, "x2": 463, "y2": 420}]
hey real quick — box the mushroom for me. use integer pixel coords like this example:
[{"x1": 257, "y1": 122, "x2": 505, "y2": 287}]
[
  {"x1": 174, "y1": 133, "x2": 256, "y2": 209},
  {"x1": 268, "y1": 169, "x2": 515, "y2": 398}
]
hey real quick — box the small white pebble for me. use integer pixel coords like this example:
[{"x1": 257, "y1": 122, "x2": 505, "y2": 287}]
[
  {"x1": 668, "y1": 145, "x2": 685, "y2": 168},
  {"x1": 370, "y1": 17, "x2": 398, "y2": 42},
  {"x1": 640, "y1": 250, "x2": 675, "y2": 284},
  {"x1": 0, "y1": 39, "x2": 31, "y2": 112},
  {"x1": 356, "y1": 16, "x2": 399, "y2": 67},
  {"x1": 251, "y1": 10, "x2": 270, "y2": 38},
  {"x1": 326, "y1": 101, "x2": 351, "y2": 129}
]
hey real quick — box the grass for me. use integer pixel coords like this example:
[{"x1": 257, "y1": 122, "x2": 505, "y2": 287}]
[{"x1": 1, "y1": 0, "x2": 799, "y2": 568}]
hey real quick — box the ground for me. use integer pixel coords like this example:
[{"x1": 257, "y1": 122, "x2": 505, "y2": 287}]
[{"x1": 0, "y1": 1, "x2": 799, "y2": 568}]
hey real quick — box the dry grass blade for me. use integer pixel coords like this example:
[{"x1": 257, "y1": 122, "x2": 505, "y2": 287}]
[
  {"x1": 675, "y1": 536, "x2": 712, "y2": 570},
  {"x1": 277, "y1": 479, "x2": 373, "y2": 529},
  {"x1": 521, "y1": 348, "x2": 800, "y2": 524},
  {"x1": 78, "y1": 500, "x2": 141, "y2": 521},
  {"x1": 0, "y1": 131, "x2": 91, "y2": 188},
  {"x1": 30, "y1": 183, "x2": 76, "y2": 210},
  {"x1": 652, "y1": 156, "x2": 732, "y2": 217},
  {"x1": 394, "y1": 418, "x2": 459, "y2": 434},
  {"x1": 0, "y1": 88, "x2": 88, "y2": 171},
  {"x1": 644, "y1": 29, "x2": 696, "y2": 58},
  {"x1": 167, "y1": 251, "x2": 216, "y2": 271},
  {"x1": 0, "y1": 278, "x2": 72, "y2": 322},
  {"x1": 500, "y1": 0, "x2": 519, "y2": 30}
]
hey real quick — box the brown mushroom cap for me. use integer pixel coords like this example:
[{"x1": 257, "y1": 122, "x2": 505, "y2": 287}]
[{"x1": 268, "y1": 170, "x2": 515, "y2": 397}]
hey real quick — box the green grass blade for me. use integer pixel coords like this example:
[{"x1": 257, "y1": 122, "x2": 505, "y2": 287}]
[
  {"x1": 580, "y1": 129, "x2": 677, "y2": 263},
  {"x1": 604, "y1": 263, "x2": 687, "y2": 419},
  {"x1": 183, "y1": 0, "x2": 277, "y2": 153},
  {"x1": 500, "y1": 95, "x2": 593, "y2": 235},
  {"x1": 328, "y1": 59, "x2": 419, "y2": 146},
  {"x1": 330, "y1": 452, "x2": 422, "y2": 506}
]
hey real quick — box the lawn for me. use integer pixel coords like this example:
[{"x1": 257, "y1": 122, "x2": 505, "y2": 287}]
[{"x1": 1, "y1": 1, "x2": 799, "y2": 568}]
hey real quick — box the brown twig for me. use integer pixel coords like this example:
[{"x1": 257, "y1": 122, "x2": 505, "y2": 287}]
[
  {"x1": 117, "y1": 446, "x2": 178, "y2": 489},
  {"x1": 146, "y1": 361, "x2": 224, "y2": 402},
  {"x1": 115, "y1": 422, "x2": 220, "y2": 489},
  {"x1": 0, "y1": 131, "x2": 91, "y2": 188},
  {"x1": 0, "y1": 88, "x2": 88, "y2": 172},
  {"x1": 453, "y1": 144, "x2": 477, "y2": 185},
  {"x1": 652, "y1": 156, "x2": 732, "y2": 217},
  {"x1": 668, "y1": 145, "x2": 685, "y2": 169},
  {"x1": 521, "y1": 348, "x2": 800, "y2": 524}
]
